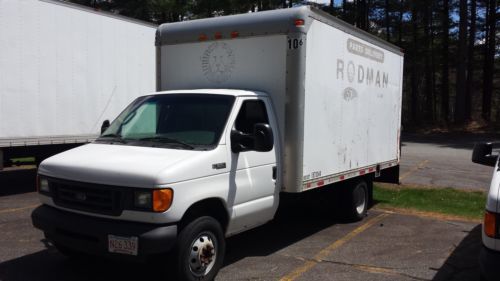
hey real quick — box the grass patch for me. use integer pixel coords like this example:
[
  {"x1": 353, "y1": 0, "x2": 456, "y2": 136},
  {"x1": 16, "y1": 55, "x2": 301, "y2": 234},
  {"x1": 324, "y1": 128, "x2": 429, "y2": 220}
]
[
  {"x1": 10, "y1": 157, "x2": 35, "y2": 163},
  {"x1": 373, "y1": 184, "x2": 486, "y2": 220}
]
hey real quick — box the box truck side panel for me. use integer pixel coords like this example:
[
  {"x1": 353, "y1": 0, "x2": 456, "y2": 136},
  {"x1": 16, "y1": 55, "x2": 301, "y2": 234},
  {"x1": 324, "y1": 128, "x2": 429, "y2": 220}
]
[
  {"x1": 0, "y1": 0, "x2": 156, "y2": 147},
  {"x1": 160, "y1": 35, "x2": 288, "y2": 144},
  {"x1": 302, "y1": 20, "x2": 402, "y2": 190}
]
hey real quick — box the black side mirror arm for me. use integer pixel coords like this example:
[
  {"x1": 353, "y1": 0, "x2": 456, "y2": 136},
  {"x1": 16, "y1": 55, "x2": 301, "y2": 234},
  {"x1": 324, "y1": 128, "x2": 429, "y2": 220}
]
[
  {"x1": 231, "y1": 129, "x2": 253, "y2": 153},
  {"x1": 101, "y1": 120, "x2": 110, "y2": 134}
]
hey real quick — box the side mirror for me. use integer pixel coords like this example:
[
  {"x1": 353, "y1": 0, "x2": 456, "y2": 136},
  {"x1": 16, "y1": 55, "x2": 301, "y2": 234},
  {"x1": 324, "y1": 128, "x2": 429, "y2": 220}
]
[
  {"x1": 101, "y1": 120, "x2": 110, "y2": 134},
  {"x1": 472, "y1": 142, "x2": 498, "y2": 167},
  {"x1": 253, "y1": 123, "x2": 274, "y2": 152},
  {"x1": 230, "y1": 123, "x2": 274, "y2": 153}
]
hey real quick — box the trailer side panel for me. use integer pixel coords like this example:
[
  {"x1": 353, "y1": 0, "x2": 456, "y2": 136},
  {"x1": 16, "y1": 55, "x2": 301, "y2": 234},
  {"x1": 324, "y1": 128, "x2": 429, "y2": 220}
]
[{"x1": 0, "y1": 0, "x2": 156, "y2": 147}]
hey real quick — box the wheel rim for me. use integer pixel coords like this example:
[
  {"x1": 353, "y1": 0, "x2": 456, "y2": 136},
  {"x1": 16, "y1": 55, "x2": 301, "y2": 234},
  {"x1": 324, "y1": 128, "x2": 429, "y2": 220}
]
[
  {"x1": 354, "y1": 184, "x2": 367, "y2": 215},
  {"x1": 188, "y1": 231, "x2": 217, "y2": 277}
]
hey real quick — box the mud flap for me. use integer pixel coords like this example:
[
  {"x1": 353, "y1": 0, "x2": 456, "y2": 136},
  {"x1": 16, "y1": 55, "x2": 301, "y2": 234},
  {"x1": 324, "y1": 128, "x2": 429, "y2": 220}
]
[{"x1": 374, "y1": 165, "x2": 400, "y2": 184}]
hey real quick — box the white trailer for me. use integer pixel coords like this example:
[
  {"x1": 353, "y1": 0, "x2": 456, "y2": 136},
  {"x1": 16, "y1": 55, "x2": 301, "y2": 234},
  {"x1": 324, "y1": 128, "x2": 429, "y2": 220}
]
[
  {"x1": 32, "y1": 6, "x2": 403, "y2": 281},
  {"x1": 0, "y1": 0, "x2": 156, "y2": 167}
]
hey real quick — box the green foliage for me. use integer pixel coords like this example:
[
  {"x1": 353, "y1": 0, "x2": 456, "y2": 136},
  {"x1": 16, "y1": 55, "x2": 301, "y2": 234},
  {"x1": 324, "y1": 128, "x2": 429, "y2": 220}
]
[
  {"x1": 374, "y1": 184, "x2": 486, "y2": 220},
  {"x1": 64, "y1": 0, "x2": 499, "y2": 128}
]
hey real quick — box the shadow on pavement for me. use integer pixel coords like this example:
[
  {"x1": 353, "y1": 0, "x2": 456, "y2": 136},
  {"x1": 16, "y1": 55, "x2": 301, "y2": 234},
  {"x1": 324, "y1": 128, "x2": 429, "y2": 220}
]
[
  {"x1": 432, "y1": 224, "x2": 482, "y2": 281},
  {"x1": 0, "y1": 249, "x2": 161, "y2": 281},
  {"x1": 224, "y1": 192, "x2": 345, "y2": 266},
  {"x1": 0, "y1": 189, "x2": 344, "y2": 281},
  {"x1": 0, "y1": 168, "x2": 37, "y2": 196}
]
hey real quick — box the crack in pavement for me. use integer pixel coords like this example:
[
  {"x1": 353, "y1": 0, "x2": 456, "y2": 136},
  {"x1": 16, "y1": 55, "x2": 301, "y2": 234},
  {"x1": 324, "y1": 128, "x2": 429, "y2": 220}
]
[{"x1": 280, "y1": 253, "x2": 431, "y2": 281}]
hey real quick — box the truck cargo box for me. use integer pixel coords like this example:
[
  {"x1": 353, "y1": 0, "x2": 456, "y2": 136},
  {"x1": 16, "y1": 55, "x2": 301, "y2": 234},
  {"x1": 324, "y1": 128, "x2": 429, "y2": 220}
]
[{"x1": 156, "y1": 6, "x2": 403, "y2": 193}]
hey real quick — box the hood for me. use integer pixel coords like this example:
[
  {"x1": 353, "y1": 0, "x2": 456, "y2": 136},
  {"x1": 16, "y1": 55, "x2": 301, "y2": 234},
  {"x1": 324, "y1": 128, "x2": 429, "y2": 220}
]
[{"x1": 38, "y1": 143, "x2": 228, "y2": 188}]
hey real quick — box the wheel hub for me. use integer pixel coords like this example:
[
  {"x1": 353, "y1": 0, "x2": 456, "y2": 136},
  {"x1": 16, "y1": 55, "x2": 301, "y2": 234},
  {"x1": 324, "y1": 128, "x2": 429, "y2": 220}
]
[
  {"x1": 354, "y1": 185, "x2": 367, "y2": 214},
  {"x1": 189, "y1": 234, "x2": 217, "y2": 277}
]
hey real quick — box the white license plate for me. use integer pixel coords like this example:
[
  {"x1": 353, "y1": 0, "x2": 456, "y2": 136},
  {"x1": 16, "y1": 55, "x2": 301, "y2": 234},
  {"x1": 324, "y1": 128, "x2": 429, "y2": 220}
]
[{"x1": 108, "y1": 235, "x2": 138, "y2": 256}]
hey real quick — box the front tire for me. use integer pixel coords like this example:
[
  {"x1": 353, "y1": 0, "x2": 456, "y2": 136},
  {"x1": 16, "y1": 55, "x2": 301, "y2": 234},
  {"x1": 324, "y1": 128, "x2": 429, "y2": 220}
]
[{"x1": 176, "y1": 216, "x2": 225, "y2": 281}]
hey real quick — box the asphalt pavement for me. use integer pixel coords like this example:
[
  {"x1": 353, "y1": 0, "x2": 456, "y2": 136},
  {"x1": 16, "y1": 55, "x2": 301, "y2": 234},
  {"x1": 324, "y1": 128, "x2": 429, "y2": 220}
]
[
  {"x1": 400, "y1": 132, "x2": 499, "y2": 190},
  {"x1": 0, "y1": 191, "x2": 482, "y2": 281},
  {"x1": 0, "y1": 132, "x2": 496, "y2": 280}
]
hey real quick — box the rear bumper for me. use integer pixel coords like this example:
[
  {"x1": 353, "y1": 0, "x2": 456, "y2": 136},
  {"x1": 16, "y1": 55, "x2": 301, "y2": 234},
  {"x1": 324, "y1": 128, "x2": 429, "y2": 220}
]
[
  {"x1": 31, "y1": 205, "x2": 177, "y2": 260},
  {"x1": 480, "y1": 246, "x2": 500, "y2": 281}
]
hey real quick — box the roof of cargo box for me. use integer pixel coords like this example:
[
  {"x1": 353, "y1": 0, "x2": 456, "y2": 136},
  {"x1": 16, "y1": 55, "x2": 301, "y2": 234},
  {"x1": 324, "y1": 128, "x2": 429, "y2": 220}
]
[{"x1": 156, "y1": 6, "x2": 403, "y2": 56}]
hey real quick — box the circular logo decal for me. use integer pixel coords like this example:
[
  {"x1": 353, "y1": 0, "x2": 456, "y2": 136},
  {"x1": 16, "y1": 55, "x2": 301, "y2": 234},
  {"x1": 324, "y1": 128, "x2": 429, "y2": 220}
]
[
  {"x1": 343, "y1": 87, "x2": 358, "y2": 101},
  {"x1": 201, "y1": 42, "x2": 235, "y2": 84}
]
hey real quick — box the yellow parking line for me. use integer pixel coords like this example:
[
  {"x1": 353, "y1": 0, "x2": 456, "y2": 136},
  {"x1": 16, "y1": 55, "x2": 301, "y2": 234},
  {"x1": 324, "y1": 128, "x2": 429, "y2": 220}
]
[
  {"x1": 279, "y1": 213, "x2": 390, "y2": 281},
  {"x1": 0, "y1": 204, "x2": 39, "y2": 215},
  {"x1": 399, "y1": 160, "x2": 429, "y2": 181}
]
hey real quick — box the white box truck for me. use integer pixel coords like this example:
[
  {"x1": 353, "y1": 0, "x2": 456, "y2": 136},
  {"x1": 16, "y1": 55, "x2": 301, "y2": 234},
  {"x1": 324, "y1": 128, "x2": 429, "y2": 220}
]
[
  {"x1": 32, "y1": 6, "x2": 403, "y2": 281},
  {"x1": 0, "y1": 0, "x2": 156, "y2": 168}
]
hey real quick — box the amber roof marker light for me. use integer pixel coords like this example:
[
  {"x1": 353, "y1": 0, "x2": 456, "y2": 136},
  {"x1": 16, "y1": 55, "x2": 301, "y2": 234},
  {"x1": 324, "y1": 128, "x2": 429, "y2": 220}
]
[
  {"x1": 198, "y1": 34, "x2": 208, "y2": 41},
  {"x1": 295, "y1": 19, "x2": 305, "y2": 27}
]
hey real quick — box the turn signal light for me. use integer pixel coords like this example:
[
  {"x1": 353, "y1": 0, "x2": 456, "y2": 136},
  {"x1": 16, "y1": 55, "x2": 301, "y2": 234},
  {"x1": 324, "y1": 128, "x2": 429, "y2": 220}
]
[
  {"x1": 484, "y1": 210, "x2": 497, "y2": 238},
  {"x1": 295, "y1": 19, "x2": 305, "y2": 26},
  {"x1": 153, "y1": 189, "x2": 173, "y2": 212}
]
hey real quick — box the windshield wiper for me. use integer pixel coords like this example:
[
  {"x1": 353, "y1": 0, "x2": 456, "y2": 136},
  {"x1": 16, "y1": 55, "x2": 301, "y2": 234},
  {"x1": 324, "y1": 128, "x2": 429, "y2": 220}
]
[
  {"x1": 98, "y1": 133, "x2": 127, "y2": 143},
  {"x1": 136, "y1": 137, "x2": 194, "y2": 150}
]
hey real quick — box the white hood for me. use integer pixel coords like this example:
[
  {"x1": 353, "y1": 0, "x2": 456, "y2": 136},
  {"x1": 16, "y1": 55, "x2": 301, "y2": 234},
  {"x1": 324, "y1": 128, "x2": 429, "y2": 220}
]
[{"x1": 38, "y1": 143, "x2": 227, "y2": 188}]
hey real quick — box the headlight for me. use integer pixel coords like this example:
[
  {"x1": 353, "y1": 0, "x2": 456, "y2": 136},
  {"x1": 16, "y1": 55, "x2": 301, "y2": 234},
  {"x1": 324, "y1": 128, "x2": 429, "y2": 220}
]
[
  {"x1": 133, "y1": 189, "x2": 173, "y2": 212},
  {"x1": 38, "y1": 177, "x2": 50, "y2": 193},
  {"x1": 134, "y1": 191, "x2": 152, "y2": 209}
]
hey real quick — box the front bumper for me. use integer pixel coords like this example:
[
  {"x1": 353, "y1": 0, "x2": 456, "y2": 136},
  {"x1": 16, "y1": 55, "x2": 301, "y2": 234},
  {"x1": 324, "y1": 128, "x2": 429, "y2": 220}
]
[
  {"x1": 32, "y1": 205, "x2": 177, "y2": 260},
  {"x1": 480, "y1": 246, "x2": 500, "y2": 281}
]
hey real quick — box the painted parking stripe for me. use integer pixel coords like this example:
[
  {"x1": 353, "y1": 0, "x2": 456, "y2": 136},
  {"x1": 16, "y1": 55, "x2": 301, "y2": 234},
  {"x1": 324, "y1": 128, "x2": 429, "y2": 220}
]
[
  {"x1": 280, "y1": 213, "x2": 390, "y2": 281},
  {"x1": 0, "y1": 204, "x2": 39, "y2": 215},
  {"x1": 399, "y1": 160, "x2": 429, "y2": 181}
]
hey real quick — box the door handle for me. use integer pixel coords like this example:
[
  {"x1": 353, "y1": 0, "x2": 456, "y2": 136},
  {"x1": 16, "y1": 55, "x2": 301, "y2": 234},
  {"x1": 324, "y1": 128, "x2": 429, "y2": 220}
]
[{"x1": 272, "y1": 166, "x2": 277, "y2": 180}]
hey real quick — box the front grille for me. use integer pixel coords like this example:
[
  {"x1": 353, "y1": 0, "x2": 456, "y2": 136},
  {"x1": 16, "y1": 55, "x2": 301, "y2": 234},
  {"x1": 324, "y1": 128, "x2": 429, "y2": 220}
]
[{"x1": 49, "y1": 179, "x2": 124, "y2": 216}]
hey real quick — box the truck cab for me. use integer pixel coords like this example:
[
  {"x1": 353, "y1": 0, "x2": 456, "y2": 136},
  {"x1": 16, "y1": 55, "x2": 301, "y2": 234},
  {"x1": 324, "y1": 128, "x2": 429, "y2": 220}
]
[
  {"x1": 33, "y1": 89, "x2": 280, "y2": 280},
  {"x1": 472, "y1": 142, "x2": 500, "y2": 281}
]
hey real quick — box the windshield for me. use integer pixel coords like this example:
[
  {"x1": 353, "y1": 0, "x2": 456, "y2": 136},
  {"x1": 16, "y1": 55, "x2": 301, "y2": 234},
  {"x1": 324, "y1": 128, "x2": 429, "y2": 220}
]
[{"x1": 97, "y1": 94, "x2": 235, "y2": 150}]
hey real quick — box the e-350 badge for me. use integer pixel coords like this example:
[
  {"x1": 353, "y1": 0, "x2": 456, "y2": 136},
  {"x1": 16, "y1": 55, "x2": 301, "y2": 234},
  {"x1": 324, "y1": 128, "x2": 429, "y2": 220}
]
[{"x1": 201, "y1": 42, "x2": 235, "y2": 84}]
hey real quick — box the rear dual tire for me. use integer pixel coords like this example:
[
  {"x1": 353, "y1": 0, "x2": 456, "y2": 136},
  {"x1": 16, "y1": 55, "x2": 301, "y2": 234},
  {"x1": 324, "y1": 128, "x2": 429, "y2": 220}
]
[{"x1": 342, "y1": 179, "x2": 369, "y2": 221}]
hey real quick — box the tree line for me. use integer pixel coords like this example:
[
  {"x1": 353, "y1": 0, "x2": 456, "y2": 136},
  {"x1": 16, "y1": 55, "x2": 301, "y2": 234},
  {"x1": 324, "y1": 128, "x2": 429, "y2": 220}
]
[{"x1": 67, "y1": 0, "x2": 499, "y2": 128}]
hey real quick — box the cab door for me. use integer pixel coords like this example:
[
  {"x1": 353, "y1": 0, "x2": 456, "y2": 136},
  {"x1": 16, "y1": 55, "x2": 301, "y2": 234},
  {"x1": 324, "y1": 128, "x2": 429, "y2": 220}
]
[{"x1": 225, "y1": 97, "x2": 278, "y2": 234}]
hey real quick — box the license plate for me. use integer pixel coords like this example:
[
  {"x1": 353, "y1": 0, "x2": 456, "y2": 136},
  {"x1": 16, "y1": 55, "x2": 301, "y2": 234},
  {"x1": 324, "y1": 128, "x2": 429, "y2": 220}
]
[{"x1": 108, "y1": 235, "x2": 138, "y2": 256}]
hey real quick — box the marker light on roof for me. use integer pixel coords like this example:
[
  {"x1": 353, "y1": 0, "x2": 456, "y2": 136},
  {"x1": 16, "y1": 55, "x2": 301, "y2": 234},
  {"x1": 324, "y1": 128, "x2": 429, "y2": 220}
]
[
  {"x1": 295, "y1": 19, "x2": 305, "y2": 26},
  {"x1": 199, "y1": 34, "x2": 208, "y2": 41}
]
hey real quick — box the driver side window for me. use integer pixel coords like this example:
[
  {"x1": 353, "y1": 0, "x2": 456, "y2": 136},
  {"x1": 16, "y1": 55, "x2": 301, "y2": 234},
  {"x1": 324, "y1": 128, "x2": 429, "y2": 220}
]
[{"x1": 235, "y1": 100, "x2": 269, "y2": 134}]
